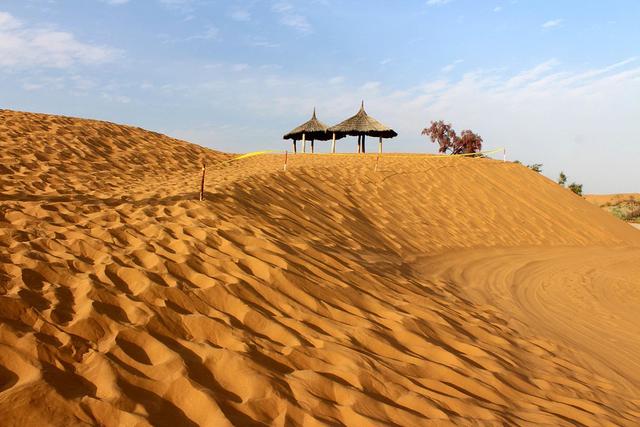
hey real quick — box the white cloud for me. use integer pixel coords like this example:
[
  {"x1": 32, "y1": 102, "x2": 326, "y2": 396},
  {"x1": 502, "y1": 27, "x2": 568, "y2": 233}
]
[
  {"x1": 158, "y1": 0, "x2": 197, "y2": 14},
  {"x1": 187, "y1": 26, "x2": 219, "y2": 41},
  {"x1": 159, "y1": 0, "x2": 191, "y2": 5},
  {"x1": 542, "y1": 19, "x2": 563, "y2": 29},
  {"x1": 103, "y1": 0, "x2": 131, "y2": 5},
  {"x1": 427, "y1": 0, "x2": 453, "y2": 5},
  {"x1": 361, "y1": 81, "x2": 381, "y2": 91},
  {"x1": 232, "y1": 63, "x2": 249, "y2": 72},
  {"x1": 272, "y1": 2, "x2": 293, "y2": 13},
  {"x1": 493, "y1": 6, "x2": 502, "y2": 12},
  {"x1": 442, "y1": 59, "x2": 463, "y2": 73},
  {"x1": 22, "y1": 82, "x2": 43, "y2": 91},
  {"x1": 0, "y1": 11, "x2": 118, "y2": 68},
  {"x1": 279, "y1": 14, "x2": 311, "y2": 33},
  {"x1": 329, "y1": 76, "x2": 344, "y2": 85},
  {"x1": 504, "y1": 59, "x2": 559, "y2": 87},
  {"x1": 101, "y1": 92, "x2": 131, "y2": 104},
  {"x1": 272, "y1": 2, "x2": 312, "y2": 34},
  {"x1": 230, "y1": 9, "x2": 251, "y2": 22},
  {"x1": 0, "y1": 11, "x2": 21, "y2": 30},
  {"x1": 247, "y1": 37, "x2": 279, "y2": 48}
]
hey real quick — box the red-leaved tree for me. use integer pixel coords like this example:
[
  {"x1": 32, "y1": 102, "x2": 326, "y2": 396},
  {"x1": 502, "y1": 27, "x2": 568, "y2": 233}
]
[
  {"x1": 421, "y1": 120, "x2": 458, "y2": 153},
  {"x1": 457, "y1": 130, "x2": 483, "y2": 154},
  {"x1": 422, "y1": 121, "x2": 483, "y2": 155}
]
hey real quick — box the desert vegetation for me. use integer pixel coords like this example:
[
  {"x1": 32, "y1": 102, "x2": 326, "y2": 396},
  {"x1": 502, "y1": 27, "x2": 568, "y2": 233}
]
[
  {"x1": 422, "y1": 120, "x2": 483, "y2": 154},
  {"x1": 588, "y1": 195, "x2": 640, "y2": 223},
  {"x1": 558, "y1": 171, "x2": 583, "y2": 196}
]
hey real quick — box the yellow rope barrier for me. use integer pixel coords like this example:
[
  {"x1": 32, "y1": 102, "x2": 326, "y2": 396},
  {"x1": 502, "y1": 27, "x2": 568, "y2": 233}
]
[{"x1": 230, "y1": 147, "x2": 505, "y2": 161}]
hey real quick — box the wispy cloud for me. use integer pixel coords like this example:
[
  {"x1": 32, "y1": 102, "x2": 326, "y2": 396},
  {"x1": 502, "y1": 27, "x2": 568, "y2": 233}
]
[
  {"x1": 504, "y1": 59, "x2": 559, "y2": 87},
  {"x1": 442, "y1": 59, "x2": 463, "y2": 73},
  {"x1": 361, "y1": 81, "x2": 381, "y2": 91},
  {"x1": 101, "y1": 92, "x2": 131, "y2": 104},
  {"x1": 160, "y1": 25, "x2": 220, "y2": 44},
  {"x1": 542, "y1": 19, "x2": 563, "y2": 29},
  {"x1": 186, "y1": 26, "x2": 219, "y2": 41},
  {"x1": 493, "y1": 6, "x2": 502, "y2": 12},
  {"x1": 232, "y1": 63, "x2": 249, "y2": 72},
  {"x1": 272, "y1": 2, "x2": 312, "y2": 34},
  {"x1": 158, "y1": 0, "x2": 197, "y2": 14},
  {"x1": 230, "y1": 9, "x2": 251, "y2": 22},
  {"x1": 0, "y1": 11, "x2": 20, "y2": 30},
  {"x1": 103, "y1": 0, "x2": 131, "y2": 5},
  {"x1": 426, "y1": 0, "x2": 453, "y2": 6},
  {"x1": 0, "y1": 11, "x2": 118, "y2": 68},
  {"x1": 247, "y1": 37, "x2": 279, "y2": 48}
]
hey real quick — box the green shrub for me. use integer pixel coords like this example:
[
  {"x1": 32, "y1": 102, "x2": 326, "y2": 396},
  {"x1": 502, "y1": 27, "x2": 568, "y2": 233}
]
[{"x1": 568, "y1": 183, "x2": 583, "y2": 196}]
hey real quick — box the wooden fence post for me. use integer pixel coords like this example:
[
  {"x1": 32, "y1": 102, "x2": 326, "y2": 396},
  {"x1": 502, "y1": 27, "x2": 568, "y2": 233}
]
[{"x1": 199, "y1": 163, "x2": 206, "y2": 201}]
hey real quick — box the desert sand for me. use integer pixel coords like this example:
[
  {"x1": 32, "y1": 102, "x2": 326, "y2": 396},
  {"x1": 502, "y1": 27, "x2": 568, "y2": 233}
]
[{"x1": 1, "y1": 109, "x2": 640, "y2": 426}]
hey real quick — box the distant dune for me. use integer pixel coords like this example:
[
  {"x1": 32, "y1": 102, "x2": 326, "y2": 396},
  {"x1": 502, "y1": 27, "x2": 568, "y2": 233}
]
[
  {"x1": 586, "y1": 193, "x2": 640, "y2": 226},
  {"x1": 585, "y1": 193, "x2": 640, "y2": 206},
  {"x1": 1, "y1": 109, "x2": 640, "y2": 426}
]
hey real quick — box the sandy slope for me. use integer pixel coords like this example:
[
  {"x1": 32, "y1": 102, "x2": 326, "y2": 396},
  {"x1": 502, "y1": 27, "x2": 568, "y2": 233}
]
[{"x1": 1, "y1": 109, "x2": 640, "y2": 426}]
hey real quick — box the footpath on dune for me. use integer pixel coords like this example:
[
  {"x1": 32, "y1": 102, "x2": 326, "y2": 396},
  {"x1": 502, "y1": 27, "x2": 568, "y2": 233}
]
[{"x1": 1, "y1": 110, "x2": 640, "y2": 426}]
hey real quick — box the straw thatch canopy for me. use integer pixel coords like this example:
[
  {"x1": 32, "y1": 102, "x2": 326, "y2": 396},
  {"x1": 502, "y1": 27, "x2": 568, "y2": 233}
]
[
  {"x1": 283, "y1": 109, "x2": 332, "y2": 141},
  {"x1": 327, "y1": 102, "x2": 397, "y2": 139}
]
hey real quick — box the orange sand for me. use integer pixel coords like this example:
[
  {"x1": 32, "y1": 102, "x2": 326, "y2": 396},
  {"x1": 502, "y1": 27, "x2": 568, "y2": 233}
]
[{"x1": 1, "y1": 110, "x2": 640, "y2": 426}]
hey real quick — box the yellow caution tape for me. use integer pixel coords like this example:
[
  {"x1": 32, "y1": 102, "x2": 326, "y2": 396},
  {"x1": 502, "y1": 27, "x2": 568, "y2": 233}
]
[
  {"x1": 424, "y1": 147, "x2": 505, "y2": 158},
  {"x1": 232, "y1": 150, "x2": 280, "y2": 161}
]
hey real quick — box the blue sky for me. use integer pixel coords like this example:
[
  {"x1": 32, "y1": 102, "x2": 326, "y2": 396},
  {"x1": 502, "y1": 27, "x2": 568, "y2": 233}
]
[{"x1": 1, "y1": 0, "x2": 639, "y2": 193}]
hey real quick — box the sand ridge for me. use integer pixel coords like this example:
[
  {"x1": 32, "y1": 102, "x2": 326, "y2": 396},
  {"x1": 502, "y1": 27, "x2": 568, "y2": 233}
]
[{"x1": 1, "y1": 110, "x2": 640, "y2": 426}]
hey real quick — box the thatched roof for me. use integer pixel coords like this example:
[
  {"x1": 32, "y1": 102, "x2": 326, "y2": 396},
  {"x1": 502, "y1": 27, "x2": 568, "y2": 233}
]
[
  {"x1": 283, "y1": 109, "x2": 333, "y2": 141},
  {"x1": 328, "y1": 102, "x2": 398, "y2": 139}
]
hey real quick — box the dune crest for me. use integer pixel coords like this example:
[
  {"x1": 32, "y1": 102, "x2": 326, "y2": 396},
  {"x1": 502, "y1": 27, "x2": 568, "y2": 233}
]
[{"x1": 1, "y1": 110, "x2": 640, "y2": 426}]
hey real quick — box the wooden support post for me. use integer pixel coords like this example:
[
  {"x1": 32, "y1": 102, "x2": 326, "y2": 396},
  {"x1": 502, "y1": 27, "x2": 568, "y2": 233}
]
[
  {"x1": 375, "y1": 152, "x2": 380, "y2": 172},
  {"x1": 378, "y1": 137, "x2": 383, "y2": 154},
  {"x1": 331, "y1": 133, "x2": 336, "y2": 153},
  {"x1": 199, "y1": 162, "x2": 206, "y2": 201},
  {"x1": 302, "y1": 133, "x2": 306, "y2": 153},
  {"x1": 292, "y1": 140, "x2": 297, "y2": 154},
  {"x1": 357, "y1": 135, "x2": 361, "y2": 153},
  {"x1": 311, "y1": 139, "x2": 315, "y2": 154},
  {"x1": 362, "y1": 135, "x2": 366, "y2": 153},
  {"x1": 284, "y1": 150, "x2": 288, "y2": 171}
]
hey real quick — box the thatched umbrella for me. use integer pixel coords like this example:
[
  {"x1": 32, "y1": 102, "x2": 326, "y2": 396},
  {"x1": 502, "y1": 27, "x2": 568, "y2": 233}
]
[
  {"x1": 283, "y1": 108, "x2": 332, "y2": 153},
  {"x1": 328, "y1": 102, "x2": 397, "y2": 154}
]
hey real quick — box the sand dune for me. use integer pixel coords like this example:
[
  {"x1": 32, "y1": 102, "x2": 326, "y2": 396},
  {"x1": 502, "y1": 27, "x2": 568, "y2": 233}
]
[
  {"x1": 586, "y1": 193, "x2": 640, "y2": 228},
  {"x1": 1, "y1": 109, "x2": 640, "y2": 426},
  {"x1": 585, "y1": 193, "x2": 640, "y2": 207}
]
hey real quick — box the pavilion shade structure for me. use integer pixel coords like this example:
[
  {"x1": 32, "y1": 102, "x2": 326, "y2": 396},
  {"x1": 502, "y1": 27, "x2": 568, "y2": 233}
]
[
  {"x1": 283, "y1": 109, "x2": 344, "y2": 153},
  {"x1": 328, "y1": 102, "x2": 397, "y2": 153},
  {"x1": 283, "y1": 109, "x2": 332, "y2": 142},
  {"x1": 327, "y1": 103, "x2": 398, "y2": 139}
]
